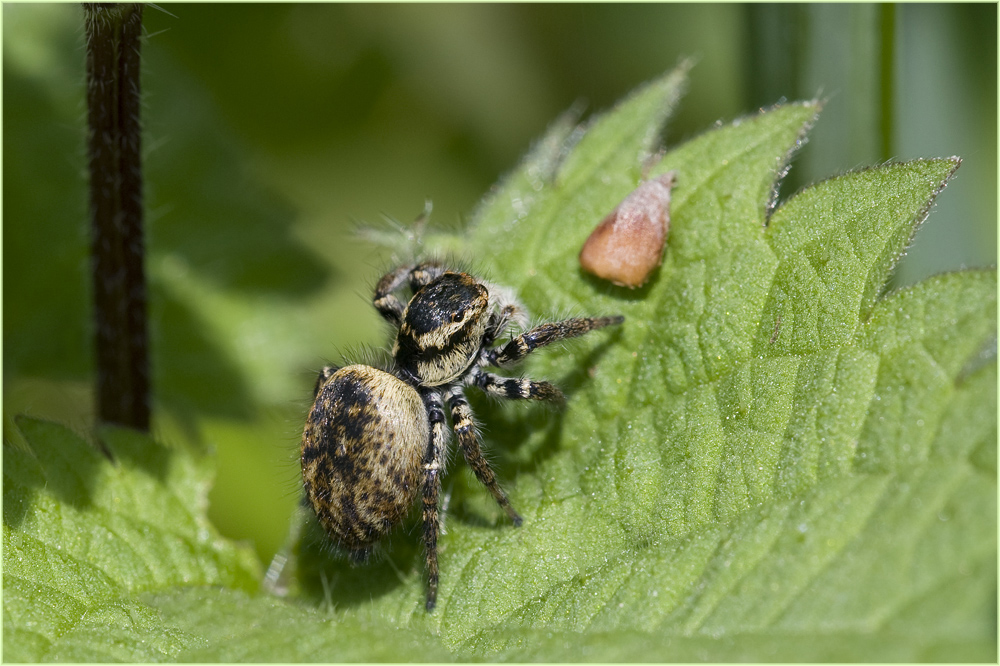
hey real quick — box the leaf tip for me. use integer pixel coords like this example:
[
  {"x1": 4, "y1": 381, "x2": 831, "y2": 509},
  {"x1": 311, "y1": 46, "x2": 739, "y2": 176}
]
[{"x1": 763, "y1": 99, "x2": 823, "y2": 220}]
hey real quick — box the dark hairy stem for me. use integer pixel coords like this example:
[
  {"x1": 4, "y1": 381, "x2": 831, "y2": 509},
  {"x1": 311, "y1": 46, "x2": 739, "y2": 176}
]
[{"x1": 84, "y1": 3, "x2": 149, "y2": 430}]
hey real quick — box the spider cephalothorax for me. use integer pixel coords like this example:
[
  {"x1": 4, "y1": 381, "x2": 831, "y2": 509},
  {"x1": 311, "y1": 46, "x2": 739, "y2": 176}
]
[
  {"x1": 392, "y1": 271, "x2": 492, "y2": 386},
  {"x1": 302, "y1": 261, "x2": 623, "y2": 610}
]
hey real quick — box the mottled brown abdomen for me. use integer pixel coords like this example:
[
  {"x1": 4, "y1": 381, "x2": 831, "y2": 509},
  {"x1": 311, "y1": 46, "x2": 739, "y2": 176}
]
[{"x1": 301, "y1": 365, "x2": 429, "y2": 553}]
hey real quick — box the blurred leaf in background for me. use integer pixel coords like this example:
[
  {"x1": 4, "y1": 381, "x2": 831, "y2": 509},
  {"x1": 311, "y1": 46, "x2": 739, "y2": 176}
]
[{"x1": 3, "y1": 2, "x2": 995, "y2": 569}]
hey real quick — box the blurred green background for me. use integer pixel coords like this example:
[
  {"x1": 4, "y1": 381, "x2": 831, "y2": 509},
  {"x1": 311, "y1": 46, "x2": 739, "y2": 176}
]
[{"x1": 4, "y1": 3, "x2": 996, "y2": 565}]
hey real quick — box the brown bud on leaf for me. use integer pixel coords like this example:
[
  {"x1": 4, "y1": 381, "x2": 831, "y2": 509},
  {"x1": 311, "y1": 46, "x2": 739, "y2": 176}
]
[{"x1": 579, "y1": 171, "x2": 677, "y2": 288}]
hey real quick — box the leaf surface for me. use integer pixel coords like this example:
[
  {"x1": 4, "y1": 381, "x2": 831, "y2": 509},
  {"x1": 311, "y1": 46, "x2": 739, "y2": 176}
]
[
  {"x1": 4, "y1": 66, "x2": 995, "y2": 661},
  {"x1": 3, "y1": 419, "x2": 259, "y2": 660}
]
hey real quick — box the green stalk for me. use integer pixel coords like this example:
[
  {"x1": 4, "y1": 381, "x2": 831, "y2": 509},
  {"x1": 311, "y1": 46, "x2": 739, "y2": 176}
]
[{"x1": 879, "y1": 3, "x2": 897, "y2": 162}]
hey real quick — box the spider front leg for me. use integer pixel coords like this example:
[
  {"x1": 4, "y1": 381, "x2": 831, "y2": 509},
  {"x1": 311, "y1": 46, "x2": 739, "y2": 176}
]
[
  {"x1": 486, "y1": 315, "x2": 624, "y2": 366},
  {"x1": 444, "y1": 387, "x2": 523, "y2": 527},
  {"x1": 373, "y1": 262, "x2": 447, "y2": 326},
  {"x1": 420, "y1": 389, "x2": 449, "y2": 611},
  {"x1": 481, "y1": 282, "x2": 529, "y2": 347},
  {"x1": 468, "y1": 366, "x2": 565, "y2": 404}
]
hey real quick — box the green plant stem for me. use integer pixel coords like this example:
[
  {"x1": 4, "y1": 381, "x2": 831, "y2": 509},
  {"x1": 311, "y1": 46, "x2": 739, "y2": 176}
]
[
  {"x1": 84, "y1": 3, "x2": 149, "y2": 431},
  {"x1": 879, "y1": 3, "x2": 896, "y2": 162}
]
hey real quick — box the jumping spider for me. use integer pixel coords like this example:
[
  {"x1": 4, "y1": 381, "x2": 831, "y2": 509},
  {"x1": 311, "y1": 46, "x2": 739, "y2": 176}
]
[{"x1": 301, "y1": 262, "x2": 623, "y2": 610}]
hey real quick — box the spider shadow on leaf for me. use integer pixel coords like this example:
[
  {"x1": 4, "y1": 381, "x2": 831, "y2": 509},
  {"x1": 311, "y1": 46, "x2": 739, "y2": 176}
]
[
  {"x1": 468, "y1": 329, "x2": 624, "y2": 478},
  {"x1": 294, "y1": 505, "x2": 423, "y2": 610}
]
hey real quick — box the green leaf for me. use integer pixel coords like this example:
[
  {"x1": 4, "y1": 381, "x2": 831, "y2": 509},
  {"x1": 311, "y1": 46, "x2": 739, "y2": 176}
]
[
  {"x1": 290, "y1": 69, "x2": 994, "y2": 660},
  {"x1": 5, "y1": 66, "x2": 995, "y2": 661},
  {"x1": 3, "y1": 418, "x2": 260, "y2": 661},
  {"x1": 3, "y1": 420, "x2": 461, "y2": 662}
]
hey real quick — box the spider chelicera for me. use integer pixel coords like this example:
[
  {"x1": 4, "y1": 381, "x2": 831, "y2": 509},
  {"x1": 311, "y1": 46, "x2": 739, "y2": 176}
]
[{"x1": 301, "y1": 261, "x2": 623, "y2": 610}]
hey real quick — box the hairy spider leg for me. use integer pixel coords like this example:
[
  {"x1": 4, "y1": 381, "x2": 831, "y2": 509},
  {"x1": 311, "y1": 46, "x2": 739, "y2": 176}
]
[
  {"x1": 373, "y1": 261, "x2": 447, "y2": 326},
  {"x1": 468, "y1": 365, "x2": 565, "y2": 403},
  {"x1": 480, "y1": 282, "x2": 529, "y2": 347},
  {"x1": 486, "y1": 316, "x2": 624, "y2": 367},
  {"x1": 444, "y1": 387, "x2": 523, "y2": 529},
  {"x1": 420, "y1": 389, "x2": 449, "y2": 611},
  {"x1": 481, "y1": 306, "x2": 514, "y2": 348}
]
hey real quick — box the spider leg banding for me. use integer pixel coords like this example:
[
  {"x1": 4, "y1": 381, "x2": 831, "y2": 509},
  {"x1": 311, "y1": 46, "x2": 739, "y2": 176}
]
[
  {"x1": 445, "y1": 386, "x2": 523, "y2": 527},
  {"x1": 470, "y1": 367, "x2": 565, "y2": 403},
  {"x1": 487, "y1": 316, "x2": 625, "y2": 367}
]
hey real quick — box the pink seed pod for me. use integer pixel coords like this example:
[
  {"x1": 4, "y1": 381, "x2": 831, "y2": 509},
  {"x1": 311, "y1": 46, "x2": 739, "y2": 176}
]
[{"x1": 579, "y1": 171, "x2": 676, "y2": 288}]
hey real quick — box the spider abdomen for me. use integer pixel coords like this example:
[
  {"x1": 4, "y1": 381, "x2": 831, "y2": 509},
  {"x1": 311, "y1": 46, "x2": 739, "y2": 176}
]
[{"x1": 302, "y1": 364, "x2": 429, "y2": 552}]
